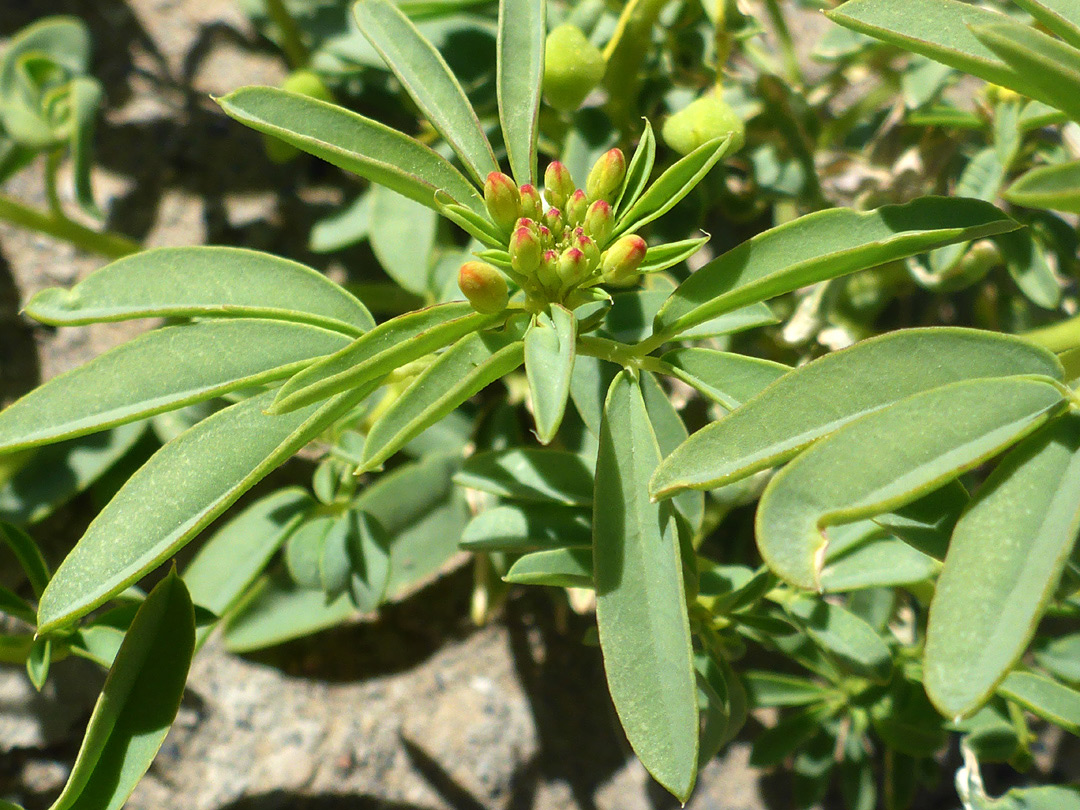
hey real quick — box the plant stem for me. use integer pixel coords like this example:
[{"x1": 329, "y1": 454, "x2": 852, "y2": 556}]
[
  {"x1": 265, "y1": 0, "x2": 310, "y2": 71},
  {"x1": 577, "y1": 334, "x2": 667, "y2": 374},
  {"x1": 601, "y1": 0, "x2": 673, "y2": 128},
  {"x1": 763, "y1": 0, "x2": 804, "y2": 86},
  {"x1": 44, "y1": 150, "x2": 64, "y2": 217},
  {"x1": 0, "y1": 193, "x2": 139, "y2": 259}
]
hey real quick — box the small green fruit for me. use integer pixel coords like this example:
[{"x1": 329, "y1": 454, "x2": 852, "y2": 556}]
[
  {"x1": 459, "y1": 261, "x2": 509, "y2": 314},
  {"x1": 265, "y1": 70, "x2": 334, "y2": 163},
  {"x1": 661, "y1": 94, "x2": 745, "y2": 157},
  {"x1": 543, "y1": 24, "x2": 606, "y2": 113}
]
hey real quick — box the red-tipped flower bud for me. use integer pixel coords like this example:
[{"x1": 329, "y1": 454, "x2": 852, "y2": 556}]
[
  {"x1": 565, "y1": 189, "x2": 588, "y2": 228},
  {"x1": 544, "y1": 161, "x2": 575, "y2": 210},
  {"x1": 557, "y1": 247, "x2": 590, "y2": 288},
  {"x1": 510, "y1": 226, "x2": 542, "y2": 275},
  {"x1": 586, "y1": 148, "x2": 626, "y2": 203},
  {"x1": 583, "y1": 199, "x2": 613, "y2": 245},
  {"x1": 484, "y1": 172, "x2": 522, "y2": 233},
  {"x1": 602, "y1": 234, "x2": 647, "y2": 284},
  {"x1": 575, "y1": 232, "x2": 601, "y2": 269},
  {"x1": 536, "y1": 249, "x2": 561, "y2": 292},
  {"x1": 543, "y1": 207, "x2": 565, "y2": 238},
  {"x1": 519, "y1": 184, "x2": 542, "y2": 221},
  {"x1": 459, "y1": 261, "x2": 509, "y2": 314}
]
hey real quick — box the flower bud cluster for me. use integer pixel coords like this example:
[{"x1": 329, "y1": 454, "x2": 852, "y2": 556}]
[{"x1": 460, "y1": 150, "x2": 650, "y2": 312}]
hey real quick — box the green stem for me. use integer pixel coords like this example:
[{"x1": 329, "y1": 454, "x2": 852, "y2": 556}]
[
  {"x1": 1023, "y1": 314, "x2": 1080, "y2": 354},
  {"x1": 44, "y1": 150, "x2": 64, "y2": 217},
  {"x1": 0, "y1": 193, "x2": 139, "y2": 260},
  {"x1": 265, "y1": 0, "x2": 310, "y2": 70},
  {"x1": 763, "y1": 0, "x2": 803, "y2": 86},
  {"x1": 576, "y1": 334, "x2": 667, "y2": 374},
  {"x1": 601, "y1": 0, "x2": 673, "y2": 128}
]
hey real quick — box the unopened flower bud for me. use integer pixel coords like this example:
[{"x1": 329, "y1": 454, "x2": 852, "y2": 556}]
[
  {"x1": 510, "y1": 226, "x2": 542, "y2": 275},
  {"x1": 583, "y1": 199, "x2": 613, "y2": 245},
  {"x1": 543, "y1": 207, "x2": 565, "y2": 238},
  {"x1": 544, "y1": 161, "x2": 575, "y2": 210},
  {"x1": 536, "y1": 249, "x2": 561, "y2": 292},
  {"x1": 575, "y1": 232, "x2": 601, "y2": 269},
  {"x1": 602, "y1": 234, "x2": 647, "y2": 284},
  {"x1": 566, "y1": 189, "x2": 588, "y2": 228},
  {"x1": 519, "y1": 184, "x2": 542, "y2": 221},
  {"x1": 459, "y1": 261, "x2": 509, "y2": 314},
  {"x1": 543, "y1": 24, "x2": 606, "y2": 112},
  {"x1": 586, "y1": 148, "x2": 626, "y2": 203},
  {"x1": 661, "y1": 93, "x2": 746, "y2": 157},
  {"x1": 557, "y1": 247, "x2": 590, "y2": 287},
  {"x1": 484, "y1": 172, "x2": 522, "y2": 233},
  {"x1": 537, "y1": 224, "x2": 554, "y2": 250},
  {"x1": 515, "y1": 216, "x2": 538, "y2": 234}
]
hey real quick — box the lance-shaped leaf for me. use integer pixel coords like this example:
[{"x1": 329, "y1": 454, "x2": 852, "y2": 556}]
[
  {"x1": 433, "y1": 194, "x2": 505, "y2": 247},
  {"x1": 47, "y1": 571, "x2": 194, "y2": 810},
  {"x1": 369, "y1": 186, "x2": 439, "y2": 296},
  {"x1": 640, "y1": 372, "x2": 703, "y2": 533},
  {"x1": 455, "y1": 448, "x2": 593, "y2": 505},
  {"x1": 0, "y1": 522, "x2": 50, "y2": 597},
  {"x1": 755, "y1": 378, "x2": 1066, "y2": 590},
  {"x1": 971, "y1": 21, "x2": 1080, "y2": 123},
  {"x1": 68, "y1": 76, "x2": 103, "y2": 219},
  {"x1": 614, "y1": 120, "x2": 656, "y2": 218},
  {"x1": 504, "y1": 547, "x2": 593, "y2": 588},
  {"x1": 1005, "y1": 160, "x2": 1080, "y2": 214},
  {"x1": 614, "y1": 136, "x2": 733, "y2": 238},
  {"x1": 459, "y1": 503, "x2": 591, "y2": 551},
  {"x1": 782, "y1": 595, "x2": 893, "y2": 683},
  {"x1": 594, "y1": 371, "x2": 698, "y2": 800},
  {"x1": 661, "y1": 349, "x2": 790, "y2": 410},
  {"x1": 653, "y1": 198, "x2": 1018, "y2": 338},
  {"x1": 651, "y1": 328, "x2": 1062, "y2": 498},
  {"x1": 353, "y1": 0, "x2": 497, "y2": 184},
  {"x1": 224, "y1": 574, "x2": 355, "y2": 653},
  {"x1": 25, "y1": 246, "x2": 375, "y2": 335},
  {"x1": 361, "y1": 332, "x2": 523, "y2": 471},
  {"x1": 604, "y1": 290, "x2": 776, "y2": 345},
  {"x1": 639, "y1": 236, "x2": 709, "y2": 275},
  {"x1": 925, "y1": 415, "x2": 1080, "y2": 718},
  {"x1": 998, "y1": 671, "x2": 1080, "y2": 735},
  {"x1": 217, "y1": 87, "x2": 484, "y2": 214},
  {"x1": 525, "y1": 305, "x2": 576, "y2": 444},
  {"x1": 0, "y1": 321, "x2": 351, "y2": 453},
  {"x1": 1012, "y1": 0, "x2": 1080, "y2": 50},
  {"x1": 270, "y1": 303, "x2": 499, "y2": 413},
  {"x1": 743, "y1": 671, "x2": 836, "y2": 708},
  {"x1": 825, "y1": 0, "x2": 1053, "y2": 104},
  {"x1": 497, "y1": 0, "x2": 545, "y2": 185},
  {"x1": 819, "y1": 537, "x2": 939, "y2": 592},
  {"x1": 36, "y1": 386, "x2": 371, "y2": 633},
  {"x1": 996, "y1": 229, "x2": 1062, "y2": 310}
]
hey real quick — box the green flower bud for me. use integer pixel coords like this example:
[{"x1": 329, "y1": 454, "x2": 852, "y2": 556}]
[
  {"x1": 586, "y1": 148, "x2": 626, "y2": 203},
  {"x1": 537, "y1": 224, "x2": 554, "y2": 250},
  {"x1": 583, "y1": 199, "x2": 613, "y2": 245},
  {"x1": 484, "y1": 172, "x2": 522, "y2": 234},
  {"x1": 557, "y1": 247, "x2": 590, "y2": 288},
  {"x1": 602, "y1": 234, "x2": 647, "y2": 285},
  {"x1": 661, "y1": 94, "x2": 746, "y2": 157},
  {"x1": 544, "y1": 161, "x2": 575, "y2": 210},
  {"x1": 459, "y1": 261, "x2": 509, "y2": 314},
  {"x1": 520, "y1": 184, "x2": 542, "y2": 221},
  {"x1": 543, "y1": 207, "x2": 565, "y2": 238},
  {"x1": 536, "y1": 249, "x2": 561, "y2": 292},
  {"x1": 542, "y1": 23, "x2": 606, "y2": 113},
  {"x1": 265, "y1": 70, "x2": 334, "y2": 163},
  {"x1": 510, "y1": 226, "x2": 542, "y2": 275},
  {"x1": 574, "y1": 229, "x2": 601, "y2": 270},
  {"x1": 566, "y1": 189, "x2": 588, "y2": 228}
]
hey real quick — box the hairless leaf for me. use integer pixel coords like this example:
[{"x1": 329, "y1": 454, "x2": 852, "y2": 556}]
[
  {"x1": 639, "y1": 236, "x2": 709, "y2": 275},
  {"x1": 1012, "y1": 0, "x2": 1080, "y2": 49},
  {"x1": 925, "y1": 415, "x2": 1080, "y2": 719},
  {"x1": 1035, "y1": 634, "x2": 1080, "y2": 684},
  {"x1": 743, "y1": 671, "x2": 836, "y2": 708},
  {"x1": 0, "y1": 321, "x2": 351, "y2": 453},
  {"x1": 24, "y1": 246, "x2": 375, "y2": 336},
  {"x1": 651, "y1": 328, "x2": 1062, "y2": 497},
  {"x1": 285, "y1": 516, "x2": 336, "y2": 590},
  {"x1": 434, "y1": 194, "x2": 505, "y2": 248},
  {"x1": 369, "y1": 186, "x2": 439, "y2": 296},
  {"x1": 497, "y1": 0, "x2": 545, "y2": 185},
  {"x1": 524, "y1": 305, "x2": 575, "y2": 444},
  {"x1": 36, "y1": 386, "x2": 371, "y2": 633},
  {"x1": 47, "y1": 571, "x2": 194, "y2": 810},
  {"x1": 68, "y1": 77, "x2": 103, "y2": 219},
  {"x1": 819, "y1": 537, "x2": 938, "y2": 592},
  {"x1": 594, "y1": 371, "x2": 697, "y2": 800},
  {"x1": 346, "y1": 511, "x2": 392, "y2": 612},
  {"x1": 224, "y1": 574, "x2": 355, "y2": 653},
  {"x1": 996, "y1": 229, "x2": 1062, "y2": 310},
  {"x1": 614, "y1": 120, "x2": 656, "y2": 218},
  {"x1": 998, "y1": 671, "x2": 1080, "y2": 735},
  {"x1": 353, "y1": 0, "x2": 498, "y2": 184},
  {"x1": 26, "y1": 638, "x2": 51, "y2": 688},
  {"x1": 1005, "y1": 160, "x2": 1080, "y2": 214},
  {"x1": 970, "y1": 21, "x2": 1080, "y2": 123},
  {"x1": 755, "y1": 378, "x2": 1066, "y2": 590},
  {"x1": 0, "y1": 18, "x2": 90, "y2": 96},
  {"x1": 270, "y1": 303, "x2": 500, "y2": 414},
  {"x1": 459, "y1": 503, "x2": 592, "y2": 551},
  {"x1": 781, "y1": 595, "x2": 893, "y2": 683},
  {"x1": 362, "y1": 332, "x2": 523, "y2": 471},
  {"x1": 640, "y1": 372, "x2": 703, "y2": 533},
  {"x1": 504, "y1": 547, "x2": 594, "y2": 588},
  {"x1": 569, "y1": 353, "x2": 618, "y2": 437},
  {"x1": 604, "y1": 290, "x2": 776, "y2": 345},
  {"x1": 217, "y1": 87, "x2": 485, "y2": 214},
  {"x1": 750, "y1": 703, "x2": 837, "y2": 768},
  {"x1": 660, "y1": 349, "x2": 790, "y2": 410},
  {"x1": 874, "y1": 480, "x2": 968, "y2": 561},
  {"x1": 0, "y1": 522, "x2": 50, "y2": 597},
  {"x1": 455, "y1": 448, "x2": 593, "y2": 505},
  {"x1": 653, "y1": 197, "x2": 1018, "y2": 338}
]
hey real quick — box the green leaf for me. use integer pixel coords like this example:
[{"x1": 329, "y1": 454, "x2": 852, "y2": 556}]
[
  {"x1": 996, "y1": 228, "x2": 1062, "y2": 309},
  {"x1": 525, "y1": 305, "x2": 576, "y2": 444},
  {"x1": 593, "y1": 370, "x2": 698, "y2": 800},
  {"x1": 743, "y1": 671, "x2": 835, "y2": 708},
  {"x1": 68, "y1": 77, "x2": 103, "y2": 219},
  {"x1": 362, "y1": 332, "x2": 523, "y2": 470},
  {"x1": 819, "y1": 536, "x2": 938, "y2": 592},
  {"x1": 270, "y1": 303, "x2": 499, "y2": 414},
  {"x1": 504, "y1": 547, "x2": 593, "y2": 588},
  {"x1": 217, "y1": 87, "x2": 484, "y2": 214},
  {"x1": 433, "y1": 195, "x2": 505, "y2": 248},
  {"x1": 1005, "y1": 160, "x2": 1080, "y2": 214},
  {"x1": 455, "y1": 448, "x2": 593, "y2": 505},
  {"x1": 824, "y1": 0, "x2": 1053, "y2": 104},
  {"x1": 660, "y1": 348, "x2": 790, "y2": 410},
  {"x1": 603, "y1": 290, "x2": 777, "y2": 344},
  {"x1": 614, "y1": 120, "x2": 656, "y2": 218},
  {"x1": 870, "y1": 677, "x2": 947, "y2": 757},
  {"x1": 346, "y1": 510, "x2": 392, "y2": 611},
  {"x1": 369, "y1": 186, "x2": 439, "y2": 295},
  {"x1": 640, "y1": 371, "x2": 704, "y2": 533},
  {"x1": 975, "y1": 785, "x2": 1080, "y2": 810},
  {"x1": 24, "y1": 246, "x2": 375, "y2": 335},
  {"x1": 925, "y1": 414, "x2": 1080, "y2": 718},
  {"x1": 756, "y1": 378, "x2": 1065, "y2": 590},
  {"x1": 26, "y1": 636, "x2": 51, "y2": 690},
  {"x1": 223, "y1": 573, "x2": 355, "y2": 652},
  {"x1": 1035, "y1": 633, "x2": 1080, "y2": 684},
  {"x1": 782, "y1": 595, "x2": 893, "y2": 683},
  {"x1": 285, "y1": 515, "x2": 336, "y2": 589},
  {"x1": 48, "y1": 571, "x2": 194, "y2": 810},
  {"x1": 750, "y1": 704, "x2": 835, "y2": 768},
  {"x1": 459, "y1": 503, "x2": 591, "y2": 551},
  {"x1": 1011, "y1": 0, "x2": 1080, "y2": 50},
  {"x1": 0, "y1": 321, "x2": 350, "y2": 453},
  {"x1": 639, "y1": 236, "x2": 709, "y2": 275},
  {"x1": 651, "y1": 328, "x2": 1062, "y2": 497},
  {"x1": 653, "y1": 198, "x2": 1019, "y2": 337},
  {"x1": 998, "y1": 670, "x2": 1080, "y2": 735},
  {"x1": 497, "y1": 0, "x2": 545, "y2": 185},
  {"x1": 0, "y1": 521, "x2": 50, "y2": 597},
  {"x1": 614, "y1": 136, "x2": 734, "y2": 238},
  {"x1": 569, "y1": 352, "x2": 618, "y2": 437},
  {"x1": 36, "y1": 387, "x2": 370, "y2": 633},
  {"x1": 971, "y1": 21, "x2": 1080, "y2": 123},
  {"x1": 353, "y1": 0, "x2": 498, "y2": 184},
  {"x1": 0, "y1": 587, "x2": 35, "y2": 625},
  {"x1": 874, "y1": 480, "x2": 968, "y2": 561}
]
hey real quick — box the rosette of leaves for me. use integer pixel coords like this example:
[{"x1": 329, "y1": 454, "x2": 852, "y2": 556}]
[{"x1": 0, "y1": 0, "x2": 1060, "y2": 804}]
